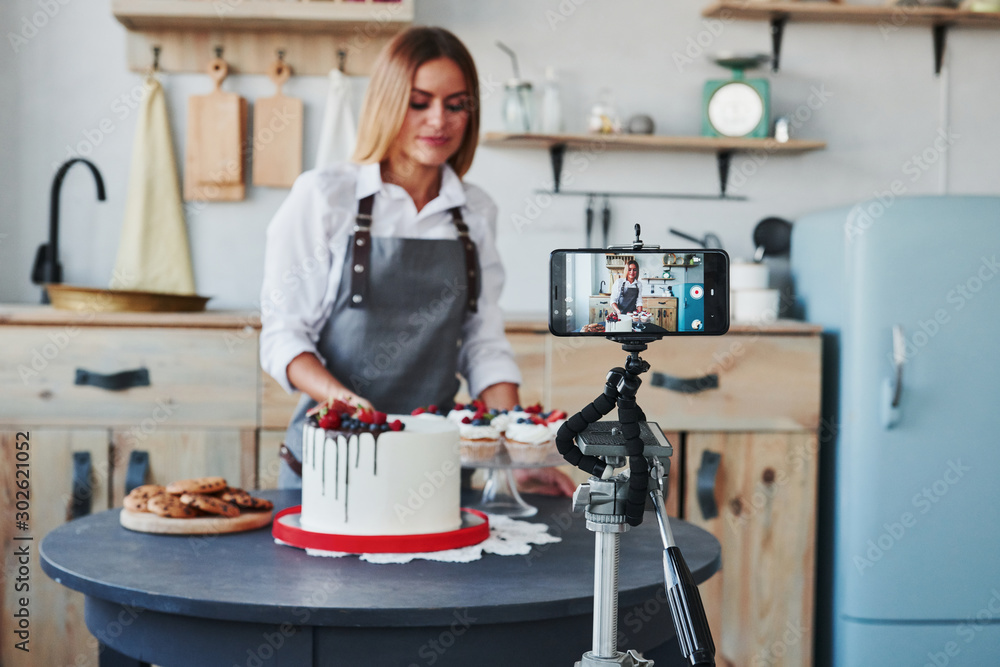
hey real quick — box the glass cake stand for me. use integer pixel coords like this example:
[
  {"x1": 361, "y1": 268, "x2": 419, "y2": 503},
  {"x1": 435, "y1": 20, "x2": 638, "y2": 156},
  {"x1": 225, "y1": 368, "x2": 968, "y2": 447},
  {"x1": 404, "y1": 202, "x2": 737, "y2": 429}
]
[{"x1": 461, "y1": 447, "x2": 566, "y2": 518}]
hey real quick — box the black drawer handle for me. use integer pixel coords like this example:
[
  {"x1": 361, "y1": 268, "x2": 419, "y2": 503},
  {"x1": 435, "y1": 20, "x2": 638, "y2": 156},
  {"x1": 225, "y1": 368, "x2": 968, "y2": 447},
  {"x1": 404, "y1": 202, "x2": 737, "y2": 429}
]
[
  {"x1": 75, "y1": 367, "x2": 150, "y2": 391},
  {"x1": 650, "y1": 371, "x2": 718, "y2": 394},
  {"x1": 125, "y1": 451, "x2": 150, "y2": 495},
  {"x1": 696, "y1": 450, "x2": 722, "y2": 521},
  {"x1": 68, "y1": 451, "x2": 92, "y2": 520}
]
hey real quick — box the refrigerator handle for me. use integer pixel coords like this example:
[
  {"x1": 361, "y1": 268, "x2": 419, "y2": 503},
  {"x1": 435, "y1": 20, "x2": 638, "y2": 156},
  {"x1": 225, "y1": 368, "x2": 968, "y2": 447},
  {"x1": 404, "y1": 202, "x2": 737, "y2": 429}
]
[
  {"x1": 890, "y1": 324, "x2": 905, "y2": 408},
  {"x1": 882, "y1": 325, "x2": 905, "y2": 429}
]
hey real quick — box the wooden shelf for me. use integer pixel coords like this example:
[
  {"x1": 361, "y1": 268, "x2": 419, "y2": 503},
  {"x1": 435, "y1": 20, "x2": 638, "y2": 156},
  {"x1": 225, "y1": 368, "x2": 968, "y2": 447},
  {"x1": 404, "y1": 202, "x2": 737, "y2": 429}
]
[
  {"x1": 113, "y1": 0, "x2": 414, "y2": 32},
  {"x1": 111, "y1": 0, "x2": 414, "y2": 76},
  {"x1": 481, "y1": 132, "x2": 826, "y2": 155},
  {"x1": 702, "y1": 1, "x2": 1000, "y2": 74},
  {"x1": 703, "y1": 2, "x2": 1000, "y2": 28},
  {"x1": 481, "y1": 132, "x2": 826, "y2": 197}
]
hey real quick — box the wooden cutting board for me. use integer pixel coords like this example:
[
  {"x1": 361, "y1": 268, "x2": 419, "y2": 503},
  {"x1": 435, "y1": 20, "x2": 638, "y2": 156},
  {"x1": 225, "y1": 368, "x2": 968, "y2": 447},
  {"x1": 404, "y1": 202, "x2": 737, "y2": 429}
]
[
  {"x1": 184, "y1": 57, "x2": 247, "y2": 201},
  {"x1": 252, "y1": 59, "x2": 303, "y2": 188},
  {"x1": 120, "y1": 509, "x2": 273, "y2": 535}
]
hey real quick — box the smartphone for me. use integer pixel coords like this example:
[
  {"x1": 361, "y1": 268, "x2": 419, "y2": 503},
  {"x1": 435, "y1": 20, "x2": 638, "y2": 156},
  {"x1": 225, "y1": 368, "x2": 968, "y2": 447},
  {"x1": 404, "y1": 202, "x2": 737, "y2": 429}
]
[{"x1": 549, "y1": 248, "x2": 730, "y2": 336}]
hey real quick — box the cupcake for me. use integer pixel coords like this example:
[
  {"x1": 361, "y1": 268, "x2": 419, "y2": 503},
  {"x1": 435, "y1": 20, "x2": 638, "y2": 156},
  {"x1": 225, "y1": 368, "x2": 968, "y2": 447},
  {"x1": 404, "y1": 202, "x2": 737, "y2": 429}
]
[
  {"x1": 504, "y1": 420, "x2": 557, "y2": 464},
  {"x1": 446, "y1": 403, "x2": 477, "y2": 425},
  {"x1": 455, "y1": 406, "x2": 501, "y2": 463}
]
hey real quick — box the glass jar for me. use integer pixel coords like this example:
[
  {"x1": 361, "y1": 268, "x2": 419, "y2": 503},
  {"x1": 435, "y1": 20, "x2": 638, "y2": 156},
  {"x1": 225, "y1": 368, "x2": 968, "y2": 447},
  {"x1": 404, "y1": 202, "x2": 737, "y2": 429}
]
[{"x1": 503, "y1": 80, "x2": 533, "y2": 133}]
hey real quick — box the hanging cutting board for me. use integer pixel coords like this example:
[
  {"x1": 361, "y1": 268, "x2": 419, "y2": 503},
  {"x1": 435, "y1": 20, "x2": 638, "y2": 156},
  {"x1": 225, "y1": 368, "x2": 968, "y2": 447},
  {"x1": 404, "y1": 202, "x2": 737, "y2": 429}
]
[
  {"x1": 184, "y1": 57, "x2": 247, "y2": 201},
  {"x1": 253, "y1": 59, "x2": 303, "y2": 188}
]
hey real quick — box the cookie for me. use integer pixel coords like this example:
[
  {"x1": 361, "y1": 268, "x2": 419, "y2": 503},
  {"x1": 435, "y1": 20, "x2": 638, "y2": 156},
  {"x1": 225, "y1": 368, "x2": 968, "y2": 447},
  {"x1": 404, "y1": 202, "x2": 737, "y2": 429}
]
[
  {"x1": 123, "y1": 484, "x2": 166, "y2": 513},
  {"x1": 180, "y1": 493, "x2": 240, "y2": 518},
  {"x1": 165, "y1": 477, "x2": 227, "y2": 495},
  {"x1": 148, "y1": 493, "x2": 199, "y2": 518},
  {"x1": 220, "y1": 488, "x2": 274, "y2": 511},
  {"x1": 220, "y1": 487, "x2": 253, "y2": 506}
]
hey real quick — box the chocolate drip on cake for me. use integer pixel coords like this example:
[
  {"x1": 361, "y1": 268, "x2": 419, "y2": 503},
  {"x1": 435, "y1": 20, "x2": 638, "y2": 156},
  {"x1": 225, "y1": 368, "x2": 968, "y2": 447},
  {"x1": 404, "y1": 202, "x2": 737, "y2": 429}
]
[
  {"x1": 321, "y1": 433, "x2": 328, "y2": 496},
  {"x1": 344, "y1": 436, "x2": 350, "y2": 523},
  {"x1": 308, "y1": 415, "x2": 400, "y2": 522}
]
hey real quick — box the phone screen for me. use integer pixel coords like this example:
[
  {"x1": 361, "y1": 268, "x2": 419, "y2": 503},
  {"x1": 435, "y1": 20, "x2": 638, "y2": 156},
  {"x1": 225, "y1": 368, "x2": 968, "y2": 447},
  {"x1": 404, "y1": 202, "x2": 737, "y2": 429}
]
[{"x1": 549, "y1": 249, "x2": 730, "y2": 336}]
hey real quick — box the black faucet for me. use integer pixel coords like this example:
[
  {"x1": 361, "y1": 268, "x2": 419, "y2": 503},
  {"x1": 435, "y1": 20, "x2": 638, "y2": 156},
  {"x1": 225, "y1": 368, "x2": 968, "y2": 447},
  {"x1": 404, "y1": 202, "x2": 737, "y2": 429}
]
[{"x1": 31, "y1": 158, "x2": 106, "y2": 303}]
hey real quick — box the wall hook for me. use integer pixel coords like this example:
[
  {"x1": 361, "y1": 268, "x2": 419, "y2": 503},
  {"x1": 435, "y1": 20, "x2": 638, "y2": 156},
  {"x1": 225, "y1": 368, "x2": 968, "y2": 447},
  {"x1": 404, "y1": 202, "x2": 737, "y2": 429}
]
[
  {"x1": 215, "y1": 45, "x2": 224, "y2": 59},
  {"x1": 277, "y1": 49, "x2": 285, "y2": 62},
  {"x1": 152, "y1": 45, "x2": 161, "y2": 72},
  {"x1": 337, "y1": 49, "x2": 347, "y2": 73}
]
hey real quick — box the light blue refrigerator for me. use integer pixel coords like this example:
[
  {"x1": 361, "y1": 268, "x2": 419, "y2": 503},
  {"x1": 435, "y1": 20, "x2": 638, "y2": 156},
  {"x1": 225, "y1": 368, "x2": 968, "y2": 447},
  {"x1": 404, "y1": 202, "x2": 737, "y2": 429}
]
[{"x1": 791, "y1": 196, "x2": 1000, "y2": 666}]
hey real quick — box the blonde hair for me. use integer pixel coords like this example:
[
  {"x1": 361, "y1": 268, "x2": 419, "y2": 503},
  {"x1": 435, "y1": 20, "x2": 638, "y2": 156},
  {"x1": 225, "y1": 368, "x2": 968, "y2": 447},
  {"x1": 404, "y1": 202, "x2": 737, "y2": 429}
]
[{"x1": 351, "y1": 27, "x2": 480, "y2": 178}]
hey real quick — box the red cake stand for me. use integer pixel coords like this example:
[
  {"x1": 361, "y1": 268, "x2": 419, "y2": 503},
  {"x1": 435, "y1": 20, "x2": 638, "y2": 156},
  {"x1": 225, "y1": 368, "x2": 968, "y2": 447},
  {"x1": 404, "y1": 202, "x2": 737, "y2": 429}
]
[{"x1": 272, "y1": 507, "x2": 490, "y2": 554}]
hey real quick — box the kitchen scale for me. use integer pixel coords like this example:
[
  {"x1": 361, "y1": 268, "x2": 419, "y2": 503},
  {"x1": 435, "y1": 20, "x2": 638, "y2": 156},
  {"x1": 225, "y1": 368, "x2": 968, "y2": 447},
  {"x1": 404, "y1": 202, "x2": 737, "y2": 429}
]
[{"x1": 702, "y1": 53, "x2": 771, "y2": 139}]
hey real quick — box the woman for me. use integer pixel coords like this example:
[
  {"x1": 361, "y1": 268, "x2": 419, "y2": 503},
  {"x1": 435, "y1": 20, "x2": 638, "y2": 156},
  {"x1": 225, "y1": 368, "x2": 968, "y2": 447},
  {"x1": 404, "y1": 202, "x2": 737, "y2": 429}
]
[
  {"x1": 610, "y1": 260, "x2": 643, "y2": 315},
  {"x1": 261, "y1": 27, "x2": 573, "y2": 495}
]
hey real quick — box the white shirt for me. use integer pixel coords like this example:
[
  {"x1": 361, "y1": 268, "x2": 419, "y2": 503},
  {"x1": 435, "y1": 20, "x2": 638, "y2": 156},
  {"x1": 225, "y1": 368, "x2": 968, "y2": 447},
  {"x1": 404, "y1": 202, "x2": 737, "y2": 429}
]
[
  {"x1": 260, "y1": 162, "x2": 521, "y2": 398},
  {"x1": 610, "y1": 278, "x2": 643, "y2": 310}
]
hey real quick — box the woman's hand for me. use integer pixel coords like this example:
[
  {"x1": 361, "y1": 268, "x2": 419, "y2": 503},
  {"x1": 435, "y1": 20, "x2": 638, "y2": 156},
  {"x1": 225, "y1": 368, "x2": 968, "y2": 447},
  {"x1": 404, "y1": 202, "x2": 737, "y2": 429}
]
[
  {"x1": 513, "y1": 467, "x2": 577, "y2": 497},
  {"x1": 478, "y1": 382, "x2": 519, "y2": 411},
  {"x1": 611, "y1": 302, "x2": 621, "y2": 315},
  {"x1": 287, "y1": 352, "x2": 373, "y2": 410}
]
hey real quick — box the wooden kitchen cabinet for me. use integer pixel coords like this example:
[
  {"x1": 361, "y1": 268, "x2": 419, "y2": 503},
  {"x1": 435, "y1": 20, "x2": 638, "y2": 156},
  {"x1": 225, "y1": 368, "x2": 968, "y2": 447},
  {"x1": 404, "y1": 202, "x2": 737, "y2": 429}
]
[
  {"x1": 685, "y1": 431, "x2": 819, "y2": 667},
  {"x1": 645, "y1": 297, "x2": 678, "y2": 332},
  {"x1": 0, "y1": 308, "x2": 263, "y2": 667},
  {"x1": 1, "y1": 429, "x2": 110, "y2": 667}
]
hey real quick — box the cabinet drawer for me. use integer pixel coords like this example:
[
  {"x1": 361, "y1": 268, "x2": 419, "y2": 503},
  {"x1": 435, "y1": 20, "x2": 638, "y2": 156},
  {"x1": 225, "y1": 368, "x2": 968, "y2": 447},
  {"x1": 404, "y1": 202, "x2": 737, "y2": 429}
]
[
  {"x1": 0, "y1": 327, "x2": 257, "y2": 427},
  {"x1": 550, "y1": 333, "x2": 820, "y2": 432}
]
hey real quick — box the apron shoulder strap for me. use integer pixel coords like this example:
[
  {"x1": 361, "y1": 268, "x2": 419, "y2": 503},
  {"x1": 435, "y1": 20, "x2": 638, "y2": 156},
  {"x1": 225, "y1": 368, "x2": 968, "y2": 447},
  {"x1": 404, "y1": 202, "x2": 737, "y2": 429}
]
[
  {"x1": 348, "y1": 194, "x2": 375, "y2": 308},
  {"x1": 349, "y1": 195, "x2": 479, "y2": 314},
  {"x1": 450, "y1": 207, "x2": 479, "y2": 314}
]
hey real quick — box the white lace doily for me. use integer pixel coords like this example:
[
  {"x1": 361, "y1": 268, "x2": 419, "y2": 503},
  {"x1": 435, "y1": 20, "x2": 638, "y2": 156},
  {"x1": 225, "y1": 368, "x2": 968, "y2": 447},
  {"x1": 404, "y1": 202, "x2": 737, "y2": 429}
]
[{"x1": 274, "y1": 514, "x2": 562, "y2": 564}]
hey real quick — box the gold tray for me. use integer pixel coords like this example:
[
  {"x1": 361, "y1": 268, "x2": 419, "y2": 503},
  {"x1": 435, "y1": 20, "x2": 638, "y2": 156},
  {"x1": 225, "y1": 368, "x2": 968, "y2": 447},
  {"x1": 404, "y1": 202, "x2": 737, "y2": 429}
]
[{"x1": 46, "y1": 284, "x2": 210, "y2": 313}]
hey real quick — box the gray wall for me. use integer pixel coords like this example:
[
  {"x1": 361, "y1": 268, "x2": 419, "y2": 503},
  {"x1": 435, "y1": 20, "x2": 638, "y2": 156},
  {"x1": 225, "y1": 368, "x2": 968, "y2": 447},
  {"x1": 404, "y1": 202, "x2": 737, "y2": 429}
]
[{"x1": 2, "y1": 0, "x2": 998, "y2": 314}]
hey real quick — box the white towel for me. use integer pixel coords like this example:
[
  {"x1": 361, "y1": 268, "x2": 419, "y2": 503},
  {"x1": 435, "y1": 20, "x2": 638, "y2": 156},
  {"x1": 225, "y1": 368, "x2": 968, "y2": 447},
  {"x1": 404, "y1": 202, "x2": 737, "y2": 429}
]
[
  {"x1": 314, "y1": 69, "x2": 357, "y2": 169},
  {"x1": 113, "y1": 76, "x2": 196, "y2": 295}
]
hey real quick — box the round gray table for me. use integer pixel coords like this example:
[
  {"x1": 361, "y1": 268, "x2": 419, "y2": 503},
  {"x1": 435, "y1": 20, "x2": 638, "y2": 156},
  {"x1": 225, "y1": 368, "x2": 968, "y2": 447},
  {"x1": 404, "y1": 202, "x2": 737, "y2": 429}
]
[{"x1": 41, "y1": 490, "x2": 720, "y2": 667}]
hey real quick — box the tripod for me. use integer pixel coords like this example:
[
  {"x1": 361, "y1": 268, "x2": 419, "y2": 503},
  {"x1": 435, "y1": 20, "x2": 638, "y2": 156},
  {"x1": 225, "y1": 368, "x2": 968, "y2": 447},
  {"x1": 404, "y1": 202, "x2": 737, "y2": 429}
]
[{"x1": 555, "y1": 339, "x2": 716, "y2": 667}]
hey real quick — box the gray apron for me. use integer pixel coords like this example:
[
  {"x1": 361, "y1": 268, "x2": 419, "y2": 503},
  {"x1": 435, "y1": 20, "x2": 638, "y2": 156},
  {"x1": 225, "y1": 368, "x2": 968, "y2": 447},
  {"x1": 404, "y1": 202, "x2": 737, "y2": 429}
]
[
  {"x1": 617, "y1": 281, "x2": 639, "y2": 313},
  {"x1": 279, "y1": 193, "x2": 480, "y2": 488}
]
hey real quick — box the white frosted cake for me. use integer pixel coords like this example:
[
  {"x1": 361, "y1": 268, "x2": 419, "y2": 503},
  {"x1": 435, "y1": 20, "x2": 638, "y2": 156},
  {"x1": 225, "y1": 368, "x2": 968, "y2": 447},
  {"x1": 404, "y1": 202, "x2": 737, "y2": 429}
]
[
  {"x1": 300, "y1": 414, "x2": 461, "y2": 536},
  {"x1": 605, "y1": 313, "x2": 633, "y2": 333}
]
